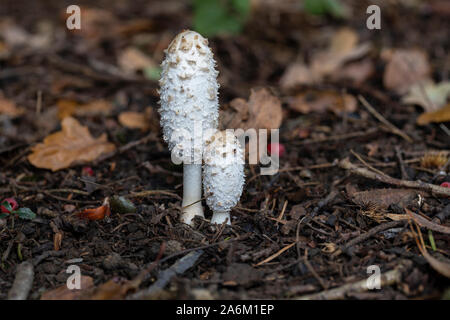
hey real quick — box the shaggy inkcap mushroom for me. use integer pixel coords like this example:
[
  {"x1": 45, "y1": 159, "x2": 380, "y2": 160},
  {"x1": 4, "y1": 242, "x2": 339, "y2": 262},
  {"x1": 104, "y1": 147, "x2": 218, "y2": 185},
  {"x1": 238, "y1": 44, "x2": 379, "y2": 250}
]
[
  {"x1": 203, "y1": 130, "x2": 245, "y2": 225},
  {"x1": 159, "y1": 30, "x2": 219, "y2": 225}
]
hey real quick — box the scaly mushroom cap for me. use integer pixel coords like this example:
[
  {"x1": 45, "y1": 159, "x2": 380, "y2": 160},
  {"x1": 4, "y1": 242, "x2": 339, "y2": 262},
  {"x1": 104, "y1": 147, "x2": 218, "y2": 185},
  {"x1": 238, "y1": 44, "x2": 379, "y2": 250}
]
[
  {"x1": 203, "y1": 130, "x2": 245, "y2": 213},
  {"x1": 159, "y1": 30, "x2": 219, "y2": 163}
]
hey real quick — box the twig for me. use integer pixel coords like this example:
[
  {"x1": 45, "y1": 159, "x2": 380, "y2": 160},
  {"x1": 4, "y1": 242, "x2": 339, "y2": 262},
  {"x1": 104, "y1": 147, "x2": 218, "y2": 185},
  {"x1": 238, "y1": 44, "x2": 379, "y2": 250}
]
[
  {"x1": 128, "y1": 250, "x2": 204, "y2": 299},
  {"x1": 295, "y1": 128, "x2": 378, "y2": 145},
  {"x1": 350, "y1": 150, "x2": 389, "y2": 178},
  {"x1": 339, "y1": 158, "x2": 450, "y2": 197},
  {"x1": 295, "y1": 260, "x2": 411, "y2": 300},
  {"x1": 440, "y1": 124, "x2": 450, "y2": 137},
  {"x1": 97, "y1": 133, "x2": 158, "y2": 163},
  {"x1": 8, "y1": 261, "x2": 34, "y2": 300},
  {"x1": 303, "y1": 249, "x2": 328, "y2": 290},
  {"x1": 129, "y1": 190, "x2": 182, "y2": 201},
  {"x1": 395, "y1": 146, "x2": 409, "y2": 180},
  {"x1": 358, "y1": 95, "x2": 413, "y2": 143},
  {"x1": 405, "y1": 209, "x2": 450, "y2": 234},
  {"x1": 254, "y1": 242, "x2": 296, "y2": 267},
  {"x1": 342, "y1": 220, "x2": 405, "y2": 252}
]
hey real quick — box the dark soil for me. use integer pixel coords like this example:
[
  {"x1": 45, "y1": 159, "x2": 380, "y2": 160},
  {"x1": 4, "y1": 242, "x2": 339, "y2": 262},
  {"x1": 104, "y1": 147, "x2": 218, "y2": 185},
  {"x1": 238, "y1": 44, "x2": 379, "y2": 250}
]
[{"x1": 0, "y1": 0, "x2": 449, "y2": 300}]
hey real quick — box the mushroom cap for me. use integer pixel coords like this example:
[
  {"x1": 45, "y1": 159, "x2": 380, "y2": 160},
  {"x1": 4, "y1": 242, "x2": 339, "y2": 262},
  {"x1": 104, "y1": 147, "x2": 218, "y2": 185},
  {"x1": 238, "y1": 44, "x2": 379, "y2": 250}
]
[
  {"x1": 159, "y1": 30, "x2": 219, "y2": 163},
  {"x1": 203, "y1": 130, "x2": 245, "y2": 213}
]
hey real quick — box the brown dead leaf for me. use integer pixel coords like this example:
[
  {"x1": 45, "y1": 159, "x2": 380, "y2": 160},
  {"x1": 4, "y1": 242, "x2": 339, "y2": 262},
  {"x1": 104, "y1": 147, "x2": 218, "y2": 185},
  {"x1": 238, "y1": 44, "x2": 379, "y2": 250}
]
[
  {"x1": 119, "y1": 111, "x2": 150, "y2": 131},
  {"x1": 279, "y1": 63, "x2": 312, "y2": 90},
  {"x1": 417, "y1": 103, "x2": 450, "y2": 125},
  {"x1": 57, "y1": 99, "x2": 113, "y2": 120},
  {"x1": 351, "y1": 188, "x2": 424, "y2": 209},
  {"x1": 90, "y1": 277, "x2": 130, "y2": 300},
  {"x1": 382, "y1": 48, "x2": 431, "y2": 94},
  {"x1": 0, "y1": 97, "x2": 24, "y2": 118},
  {"x1": 280, "y1": 28, "x2": 371, "y2": 90},
  {"x1": 220, "y1": 88, "x2": 282, "y2": 130},
  {"x1": 288, "y1": 90, "x2": 357, "y2": 115},
  {"x1": 330, "y1": 58, "x2": 374, "y2": 85},
  {"x1": 310, "y1": 28, "x2": 371, "y2": 81},
  {"x1": 40, "y1": 276, "x2": 94, "y2": 300},
  {"x1": 28, "y1": 117, "x2": 116, "y2": 171},
  {"x1": 118, "y1": 47, "x2": 155, "y2": 75}
]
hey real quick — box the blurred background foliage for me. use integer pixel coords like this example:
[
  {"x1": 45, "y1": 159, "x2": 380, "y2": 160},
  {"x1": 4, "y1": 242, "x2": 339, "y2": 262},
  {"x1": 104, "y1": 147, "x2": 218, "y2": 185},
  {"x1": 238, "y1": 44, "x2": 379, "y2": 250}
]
[{"x1": 193, "y1": 0, "x2": 251, "y2": 37}]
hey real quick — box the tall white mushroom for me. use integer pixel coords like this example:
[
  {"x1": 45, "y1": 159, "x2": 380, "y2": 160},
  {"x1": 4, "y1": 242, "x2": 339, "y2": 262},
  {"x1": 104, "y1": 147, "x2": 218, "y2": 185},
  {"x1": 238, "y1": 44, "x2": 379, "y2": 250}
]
[
  {"x1": 159, "y1": 30, "x2": 219, "y2": 225},
  {"x1": 203, "y1": 130, "x2": 245, "y2": 225}
]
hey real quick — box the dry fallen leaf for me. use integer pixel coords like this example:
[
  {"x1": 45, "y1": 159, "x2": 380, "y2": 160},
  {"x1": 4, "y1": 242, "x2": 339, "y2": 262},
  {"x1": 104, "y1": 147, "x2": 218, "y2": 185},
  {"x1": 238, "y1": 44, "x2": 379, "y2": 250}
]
[
  {"x1": 402, "y1": 81, "x2": 450, "y2": 112},
  {"x1": 118, "y1": 47, "x2": 155, "y2": 75},
  {"x1": 40, "y1": 276, "x2": 94, "y2": 300},
  {"x1": 310, "y1": 28, "x2": 371, "y2": 81},
  {"x1": 350, "y1": 188, "x2": 424, "y2": 209},
  {"x1": 78, "y1": 199, "x2": 111, "y2": 221},
  {"x1": 382, "y1": 48, "x2": 431, "y2": 94},
  {"x1": 119, "y1": 111, "x2": 149, "y2": 131},
  {"x1": 279, "y1": 63, "x2": 312, "y2": 90},
  {"x1": 28, "y1": 117, "x2": 116, "y2": 171},
  {"x1": 417, "y1": 103, "x2": 450, "y2": 125},
  {"x1": 57, "y1": 99, "x2": 113, "y2": 120},
  {"x1": 330, "y1": 58, "x2": 374, "y2": 85},
  {"x1": 0, "y1": 97, "x2": 24, "y2": 118},
  {"x1": 220, "y1": 88, "x2": 282, "y2": 130},
  {"x1": 288, "y1": 90, "x2": 357, "y2": 115},
  {"x1": 280, "y1": 28, "x2": 371, "y2": 90}
]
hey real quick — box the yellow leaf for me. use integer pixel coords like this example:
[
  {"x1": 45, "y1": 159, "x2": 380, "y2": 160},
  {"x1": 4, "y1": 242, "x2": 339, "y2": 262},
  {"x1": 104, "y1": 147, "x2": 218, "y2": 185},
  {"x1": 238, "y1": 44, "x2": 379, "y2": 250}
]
[
  {"x1": 28, "y1": 117, "x2": 116, "y2": 171},
  {"x1": 417, "y1": 103, "x2": 450, "y2": 125}
]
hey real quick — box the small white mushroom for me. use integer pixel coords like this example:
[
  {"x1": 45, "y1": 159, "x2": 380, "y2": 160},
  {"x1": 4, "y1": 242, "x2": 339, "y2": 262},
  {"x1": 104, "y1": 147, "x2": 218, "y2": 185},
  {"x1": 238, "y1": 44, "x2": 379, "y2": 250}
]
[
  {"x1": 203, "y1": 130, "x2": 245, "y2": 225},
  {"x1": 159, "y1": 30, "x2": 219, "y2": 225}
]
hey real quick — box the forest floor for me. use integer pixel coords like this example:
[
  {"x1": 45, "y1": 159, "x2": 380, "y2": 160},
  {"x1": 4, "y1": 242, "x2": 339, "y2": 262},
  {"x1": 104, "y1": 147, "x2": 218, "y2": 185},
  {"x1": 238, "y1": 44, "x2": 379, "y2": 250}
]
[{"x1": 0, "y1": 0, "x2": 449, "y2": 299}]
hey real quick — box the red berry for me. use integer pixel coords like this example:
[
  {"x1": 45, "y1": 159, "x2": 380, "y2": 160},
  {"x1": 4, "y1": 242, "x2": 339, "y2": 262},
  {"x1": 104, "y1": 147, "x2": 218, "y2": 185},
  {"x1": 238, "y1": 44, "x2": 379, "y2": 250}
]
[
  {"x1": 82, "y1": 166, "x2": 94, "y2": 176},
  {"x1": 1, "y1": 198, "x2": 18, "y2": 213},
  {"x1": 267, "y1": 143, "x2": 286, "y2": 158},
  {"x1": 440, "y1": 182, "x2": 450, "y2": 188}
]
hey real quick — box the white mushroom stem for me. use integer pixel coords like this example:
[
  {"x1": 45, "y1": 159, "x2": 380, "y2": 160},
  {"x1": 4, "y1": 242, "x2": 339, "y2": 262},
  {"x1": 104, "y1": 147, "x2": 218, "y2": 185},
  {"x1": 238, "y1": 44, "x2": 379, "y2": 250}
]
[
  {"x1": 181, "y1": 163, "x2": 204, "y2": 225},
  {"x1": 210, "y1": 211, "x2": 230, "y2": 225}
]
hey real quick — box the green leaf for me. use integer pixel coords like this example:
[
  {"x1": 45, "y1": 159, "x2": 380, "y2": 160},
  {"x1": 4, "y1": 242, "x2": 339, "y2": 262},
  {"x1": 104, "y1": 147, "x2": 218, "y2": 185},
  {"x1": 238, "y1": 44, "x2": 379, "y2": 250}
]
[
  {"x1": 13, "y1": 208, "x2": 36, "y2": 220},
  {"x1": 0, "y1": 213, "x2": 9, "y2": 219},
  {"x1": 304, "y1": 0, "x2": 346, "y2": 18},
  {"x1": 143, "y1": 66, "x2": 161, "y2": 81},
  {"x1": 428, "y1": 230, "x2": 437, "y2": 251},
  {"x1": 1, "y1": 201, "x2": 12, "y2": 213},
  {"x1": 193, "y1": 0, "x2": 250, "y2": 37}
]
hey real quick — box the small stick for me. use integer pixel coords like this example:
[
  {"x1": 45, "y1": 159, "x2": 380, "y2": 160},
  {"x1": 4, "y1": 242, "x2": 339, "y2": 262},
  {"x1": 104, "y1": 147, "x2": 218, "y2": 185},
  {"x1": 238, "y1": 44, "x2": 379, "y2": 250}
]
[
  {"x1": 395, "y1": 146, "x2": 409, "y2": 180},
  {"x1": 358, "y1": 95, "x2": 413, "y2": 143},
  {"x1": 339, "y1": 158, "x2": 450, "y2": 197},
  {"x1": 130, "y1": 190, "x2": 182, "y2": 201},
  {"x1": 128, "y1": 250, "x2": 203, "y2": 299},
  {"x1": 8, "y1": 261, "x2": 34, "y2": 300},
  {"x1": 35, "y1": 90, "x2": 42, "y2": 115},
  {"x1": 295, "y1": 261, "x2": 411, "y2": 300},
  {"x1": 254, "y1": 242, "x2": 296, "y2": 267},
  {"x1": 342, "y1": 220, "x2": 405, "y2": 252},
  {"x1": 275, "y1": 200, "x2": 288, "y2": 227}
]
